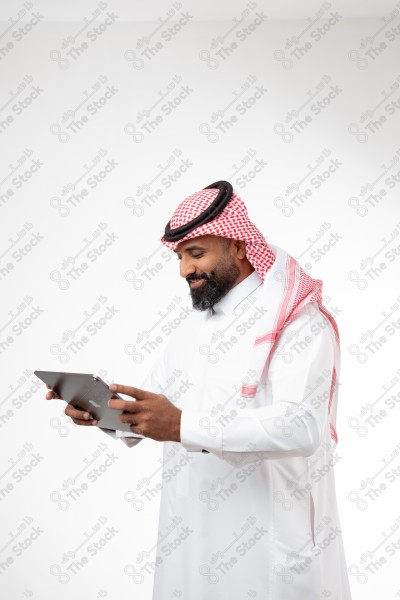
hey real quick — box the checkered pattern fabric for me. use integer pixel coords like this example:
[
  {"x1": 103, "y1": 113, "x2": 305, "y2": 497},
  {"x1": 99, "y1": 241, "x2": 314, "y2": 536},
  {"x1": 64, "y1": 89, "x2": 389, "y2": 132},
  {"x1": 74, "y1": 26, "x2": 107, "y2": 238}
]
[
  {"x1": 161, "y1": 186, "x2": 340, "y2": 445},
  {"x1": 161, "y1": 187, "x2": 276, "y2": 280}
]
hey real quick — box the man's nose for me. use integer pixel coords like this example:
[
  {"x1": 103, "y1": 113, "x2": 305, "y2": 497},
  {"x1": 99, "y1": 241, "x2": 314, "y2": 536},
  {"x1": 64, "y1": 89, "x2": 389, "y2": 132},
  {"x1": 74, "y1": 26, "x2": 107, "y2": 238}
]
[{"x1": 179, "y1": 256, "x2": 196, "y2": 279}]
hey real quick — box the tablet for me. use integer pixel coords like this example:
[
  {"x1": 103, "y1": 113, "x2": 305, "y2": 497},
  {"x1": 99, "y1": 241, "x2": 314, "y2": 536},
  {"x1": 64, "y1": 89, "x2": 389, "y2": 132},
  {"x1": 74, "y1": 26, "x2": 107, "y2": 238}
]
[{"x1": 35, "y1": 370, "x2": 144, "y2": 437}]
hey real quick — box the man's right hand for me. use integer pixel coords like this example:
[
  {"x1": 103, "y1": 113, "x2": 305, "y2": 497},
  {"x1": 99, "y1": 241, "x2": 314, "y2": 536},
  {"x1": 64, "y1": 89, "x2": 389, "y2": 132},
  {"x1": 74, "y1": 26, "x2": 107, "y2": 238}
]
[{"x1": 45, "y1": 384, "x2": 98, "y2": 426}]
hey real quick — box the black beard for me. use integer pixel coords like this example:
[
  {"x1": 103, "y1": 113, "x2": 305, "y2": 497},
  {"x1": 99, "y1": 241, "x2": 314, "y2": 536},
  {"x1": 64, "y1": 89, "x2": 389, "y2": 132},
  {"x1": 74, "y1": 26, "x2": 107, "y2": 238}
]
[{"x1": 187, "y1": 260, "x2": 240, "y2": 311}]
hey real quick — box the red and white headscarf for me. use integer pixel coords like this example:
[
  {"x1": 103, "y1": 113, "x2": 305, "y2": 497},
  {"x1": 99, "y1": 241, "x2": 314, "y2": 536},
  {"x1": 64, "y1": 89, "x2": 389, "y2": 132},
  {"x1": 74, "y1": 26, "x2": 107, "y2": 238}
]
[{"x1": 161, "y1": 186, "x2": 340, "y2": 445}]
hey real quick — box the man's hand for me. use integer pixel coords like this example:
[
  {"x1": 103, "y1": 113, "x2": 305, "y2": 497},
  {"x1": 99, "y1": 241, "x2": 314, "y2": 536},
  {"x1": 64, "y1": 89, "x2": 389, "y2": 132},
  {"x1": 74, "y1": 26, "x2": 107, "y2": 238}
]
[
  {"x1": 44, "y1": 384, "x2": 98, "y2": 426},
  {"x1": 108, "y1": 384, "x2": 182, "y2": 442}
]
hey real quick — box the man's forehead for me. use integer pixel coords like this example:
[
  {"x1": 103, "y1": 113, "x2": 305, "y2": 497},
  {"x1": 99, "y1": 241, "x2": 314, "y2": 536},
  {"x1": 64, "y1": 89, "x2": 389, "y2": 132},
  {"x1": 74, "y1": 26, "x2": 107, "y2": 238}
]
[{"x1": 174, "y1": 235, "x2": 219, "y2": 253}]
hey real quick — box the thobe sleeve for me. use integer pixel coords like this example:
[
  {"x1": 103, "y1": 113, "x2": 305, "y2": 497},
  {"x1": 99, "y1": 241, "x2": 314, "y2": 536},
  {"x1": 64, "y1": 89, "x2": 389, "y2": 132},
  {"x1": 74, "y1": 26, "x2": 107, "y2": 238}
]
[
  {"x1": 180, "y1": 306, "x2": 337, "y2": 466},
  {"x1": 99, "y1": 349, "x2": 167, "y2": 448}
]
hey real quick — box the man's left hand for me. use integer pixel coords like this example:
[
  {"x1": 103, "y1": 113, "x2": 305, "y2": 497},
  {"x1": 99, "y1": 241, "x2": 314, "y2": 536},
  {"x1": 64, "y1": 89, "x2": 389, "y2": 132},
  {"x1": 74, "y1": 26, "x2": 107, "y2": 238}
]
[{"x1": 108, "y1": 384, "x2": 182, "y2": 442}]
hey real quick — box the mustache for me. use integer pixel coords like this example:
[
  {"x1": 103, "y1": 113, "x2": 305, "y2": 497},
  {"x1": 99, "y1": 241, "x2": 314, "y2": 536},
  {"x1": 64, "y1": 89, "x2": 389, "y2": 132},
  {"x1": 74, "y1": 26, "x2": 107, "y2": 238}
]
[{"x1": 186, "y1": 273, "x2": 210, "y2": 283}]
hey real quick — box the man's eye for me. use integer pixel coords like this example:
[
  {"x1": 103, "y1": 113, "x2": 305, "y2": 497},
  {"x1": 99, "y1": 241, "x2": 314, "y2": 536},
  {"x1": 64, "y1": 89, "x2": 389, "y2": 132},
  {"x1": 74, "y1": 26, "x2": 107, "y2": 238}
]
[{"x1": 176, "y1": 253, "x2": 204, "y2": 260}]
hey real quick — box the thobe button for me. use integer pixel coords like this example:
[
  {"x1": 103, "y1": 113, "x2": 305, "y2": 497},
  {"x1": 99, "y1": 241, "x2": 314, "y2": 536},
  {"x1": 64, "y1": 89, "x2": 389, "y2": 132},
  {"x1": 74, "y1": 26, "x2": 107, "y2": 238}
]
[{"x1": 202, "y1": 449, "x2": 209, "y2": 453}]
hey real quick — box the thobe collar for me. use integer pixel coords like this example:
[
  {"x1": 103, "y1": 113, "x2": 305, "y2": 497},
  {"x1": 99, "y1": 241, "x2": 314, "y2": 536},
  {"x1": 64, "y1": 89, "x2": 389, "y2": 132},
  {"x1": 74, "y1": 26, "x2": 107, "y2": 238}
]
[{"x1": 210, "y1": 270, "x2": 263, "y2": 316}]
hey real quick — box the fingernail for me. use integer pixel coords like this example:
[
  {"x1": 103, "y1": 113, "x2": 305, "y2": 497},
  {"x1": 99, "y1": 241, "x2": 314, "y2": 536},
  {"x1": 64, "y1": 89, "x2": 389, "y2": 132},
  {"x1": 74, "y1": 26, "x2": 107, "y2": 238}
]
[
  {"x1": 109, "y1": 384, "x2": 117, "y2": 391},
  {"x1": 83, "y1": 413, "x2": 91, "y2": 420},
  {"x1": 92, "y1": 420, "x2": 98, "y2": 425}
]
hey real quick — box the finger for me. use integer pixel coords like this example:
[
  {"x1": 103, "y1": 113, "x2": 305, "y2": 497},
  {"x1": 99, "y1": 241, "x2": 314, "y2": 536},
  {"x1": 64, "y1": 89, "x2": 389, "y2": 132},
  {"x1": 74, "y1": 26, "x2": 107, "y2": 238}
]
[
  {"x1": 65, "y1": 405, "x2": 94, "y2": 421},
  {"x1": 45, "y1": 390, "x2": 61, "y2": 400},
  {"x1": 109, "y1": 383, "x2": 149, "y2": 400},
  {"x1": 108, "y1": 398, "x2": 140, "y2": 413},
  {"x1": 118, "y1": 412, "x2": 138, "y2": 424},
  {"x1": 71, "y1": 418, "x2": 98, "y2": 426}
]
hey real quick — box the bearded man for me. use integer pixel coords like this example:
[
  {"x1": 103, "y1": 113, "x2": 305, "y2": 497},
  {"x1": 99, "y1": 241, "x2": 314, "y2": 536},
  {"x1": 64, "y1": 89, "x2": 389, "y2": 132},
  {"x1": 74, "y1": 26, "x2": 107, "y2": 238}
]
[{"x1": 46, "y1": 181, "x2": 352, "y2": 599}]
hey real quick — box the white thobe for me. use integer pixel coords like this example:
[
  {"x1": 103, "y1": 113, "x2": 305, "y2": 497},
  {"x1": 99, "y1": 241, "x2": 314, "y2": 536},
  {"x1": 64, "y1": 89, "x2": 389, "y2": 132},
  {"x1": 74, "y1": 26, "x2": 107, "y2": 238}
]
[{"x1": 109, "y1": 271, "x2": 352, "y2": 599}]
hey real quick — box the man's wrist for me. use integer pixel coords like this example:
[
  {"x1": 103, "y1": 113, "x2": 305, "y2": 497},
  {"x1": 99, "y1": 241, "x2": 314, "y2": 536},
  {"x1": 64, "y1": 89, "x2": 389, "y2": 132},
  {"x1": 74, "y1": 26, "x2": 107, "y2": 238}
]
[{"x1": 174, "y1": 408, "x2": 182, "y2": 442}]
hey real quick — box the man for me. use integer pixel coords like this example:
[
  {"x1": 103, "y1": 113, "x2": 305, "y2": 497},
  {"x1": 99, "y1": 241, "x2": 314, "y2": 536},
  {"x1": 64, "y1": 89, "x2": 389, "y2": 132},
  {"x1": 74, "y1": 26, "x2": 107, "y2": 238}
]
[{"x1": 46, "y1": 181, "x2": 352, "y2": 599}]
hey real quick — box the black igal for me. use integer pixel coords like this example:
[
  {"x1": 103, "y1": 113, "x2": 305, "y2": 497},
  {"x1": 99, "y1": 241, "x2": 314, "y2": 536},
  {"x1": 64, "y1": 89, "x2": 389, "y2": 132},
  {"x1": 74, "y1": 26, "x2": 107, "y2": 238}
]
[{"x1": 163, "y1": 180, "x2": 233, "y2": 242}]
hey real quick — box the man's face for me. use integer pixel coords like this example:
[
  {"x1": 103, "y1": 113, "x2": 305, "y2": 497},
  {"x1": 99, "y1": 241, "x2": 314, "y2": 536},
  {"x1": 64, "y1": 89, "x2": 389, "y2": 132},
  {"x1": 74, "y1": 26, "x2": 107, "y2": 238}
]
[{"x1": 174, "y1": 235, "x2": 240, "y2": 311}]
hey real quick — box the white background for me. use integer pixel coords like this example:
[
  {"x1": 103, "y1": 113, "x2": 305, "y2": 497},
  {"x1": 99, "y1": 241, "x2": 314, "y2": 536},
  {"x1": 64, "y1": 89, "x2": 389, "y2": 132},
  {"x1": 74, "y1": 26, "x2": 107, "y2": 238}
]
[{"x1": 1, "y1": 1, "x2": 400, "y2": 598}]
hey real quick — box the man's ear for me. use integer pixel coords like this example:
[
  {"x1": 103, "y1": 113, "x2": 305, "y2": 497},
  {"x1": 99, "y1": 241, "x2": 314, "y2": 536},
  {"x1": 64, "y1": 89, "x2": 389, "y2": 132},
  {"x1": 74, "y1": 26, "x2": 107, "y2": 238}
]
[
  {"x1": 233, "y1": 239, "x2": 247, "y2": 260},
  {"x1": 238, "y1": 240, "x2": 246, "y2": 260}
]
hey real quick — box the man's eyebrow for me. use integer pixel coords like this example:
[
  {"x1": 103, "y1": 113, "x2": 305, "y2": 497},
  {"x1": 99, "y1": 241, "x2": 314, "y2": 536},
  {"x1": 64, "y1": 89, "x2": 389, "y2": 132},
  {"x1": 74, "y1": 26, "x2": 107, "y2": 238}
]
[{"x1": 173, "y1": 245, "x2": 207, "y2": 254}]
